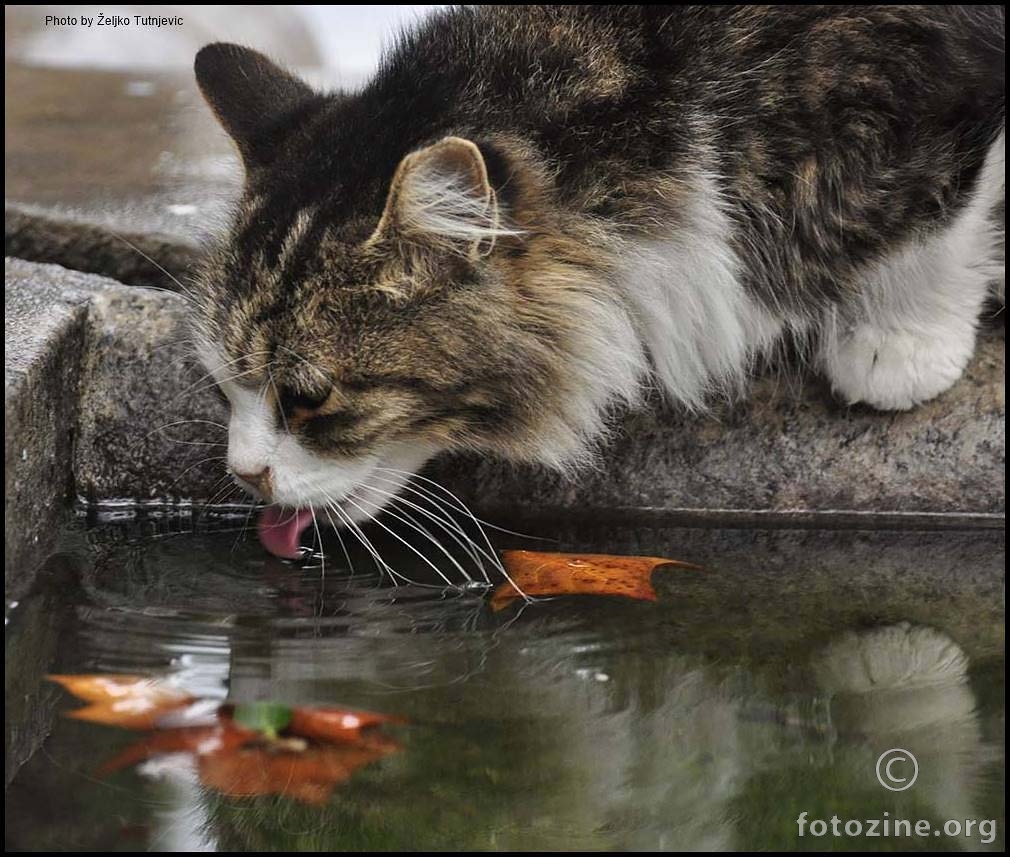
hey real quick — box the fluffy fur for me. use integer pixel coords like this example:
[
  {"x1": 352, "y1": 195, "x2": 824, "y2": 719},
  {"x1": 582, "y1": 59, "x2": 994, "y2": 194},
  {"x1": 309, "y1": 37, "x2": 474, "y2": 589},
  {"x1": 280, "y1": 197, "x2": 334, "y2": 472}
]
[
  {"x1": 191, "y1": 6, "x2": 1004, "y2": 513},
  {"x1": 819, "y1": 131, "x2": 1005, "y2": 409}
]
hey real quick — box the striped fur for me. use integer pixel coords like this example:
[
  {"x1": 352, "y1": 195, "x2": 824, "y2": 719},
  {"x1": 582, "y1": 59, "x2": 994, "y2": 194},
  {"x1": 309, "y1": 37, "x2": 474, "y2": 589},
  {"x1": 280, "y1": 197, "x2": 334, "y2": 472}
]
[{"x1": 192, "y1": 6, "x2": 1004, "y2": 512}]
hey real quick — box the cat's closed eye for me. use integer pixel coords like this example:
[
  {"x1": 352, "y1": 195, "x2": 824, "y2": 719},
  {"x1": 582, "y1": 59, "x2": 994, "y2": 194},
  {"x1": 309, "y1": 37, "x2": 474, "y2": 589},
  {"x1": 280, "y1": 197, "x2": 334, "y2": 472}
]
[{"x1": 277, "y1": 387, "x2": 332, "y2": 416}]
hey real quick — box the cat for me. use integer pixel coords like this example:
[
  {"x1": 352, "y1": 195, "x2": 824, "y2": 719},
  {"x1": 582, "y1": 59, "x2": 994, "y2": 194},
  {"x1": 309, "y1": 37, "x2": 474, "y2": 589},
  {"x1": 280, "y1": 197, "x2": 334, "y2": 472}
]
[{"x1": 191, "y1": 6, "x2": 1005, "y2": 543}]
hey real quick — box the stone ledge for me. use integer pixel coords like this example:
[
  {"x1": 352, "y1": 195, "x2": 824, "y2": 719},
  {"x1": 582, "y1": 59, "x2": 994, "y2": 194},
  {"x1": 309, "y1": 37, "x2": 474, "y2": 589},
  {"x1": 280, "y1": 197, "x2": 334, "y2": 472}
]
[
  {"x1": 437, "y1": 329, "x2": 1005, "y2": 521},
  {"x1": 5, "y1": 204, "x2": 202, "y2": 292},
  {"x1": 4, "y1": 257, "x2": 1006, "y2": 599},
  {"x1": 5, "y1": 261, "x2": 94, "y2": 595},
  {"x1": 3, "y1": 258, "x2": 224, "y2": 596}
]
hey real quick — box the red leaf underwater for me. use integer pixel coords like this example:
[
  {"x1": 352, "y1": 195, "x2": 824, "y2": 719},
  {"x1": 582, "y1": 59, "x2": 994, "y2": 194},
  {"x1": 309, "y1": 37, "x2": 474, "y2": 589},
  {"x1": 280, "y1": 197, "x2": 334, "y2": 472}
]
[
  {"x1": 50, "y1": 674, "x2": 404, "y2": 806},
  {"x1": 198, "y1": 740, "x2": 399, "y2": 805},
  {"x1": 288, "y1": 705, "x2": 405, "y2": 747},
  {"x1": 97, "y1": 721, "x2": 256, "y2": 776},
  {"x1": 48, "y1": 674, "x2": 195, "y2": 730}
]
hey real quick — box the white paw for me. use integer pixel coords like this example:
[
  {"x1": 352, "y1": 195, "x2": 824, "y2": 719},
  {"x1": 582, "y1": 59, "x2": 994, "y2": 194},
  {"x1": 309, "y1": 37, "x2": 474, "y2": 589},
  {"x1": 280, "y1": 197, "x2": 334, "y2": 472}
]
[
  {"x1": 813, "y1": 624, "x2": 977, "y2": 746},
  {"x1": 822, "y1": 322, "x2": 975, "y2": 410},
  {"x1": 815, "y1": 622, "x2": 969, "y2": 695}
]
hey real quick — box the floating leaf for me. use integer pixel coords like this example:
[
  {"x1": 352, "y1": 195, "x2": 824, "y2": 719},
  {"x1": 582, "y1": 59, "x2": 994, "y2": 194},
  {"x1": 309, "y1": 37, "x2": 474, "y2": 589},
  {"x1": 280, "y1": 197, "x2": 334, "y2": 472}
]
[
  {"x1": 288, "y1": 706, "x2": 404, "y2": 746},
  {"x1": 48, "y1": 674, "x2": 195, "y2": 730},
  {"x1": 233, "y1": 702, "x2": 293, "y2": 740},
  {"x1": 197, "y1": 742, "x2": 399, "y2": 805},
  {"x1": 490, "y1": 550, "x2": 700, "y2": 611}
]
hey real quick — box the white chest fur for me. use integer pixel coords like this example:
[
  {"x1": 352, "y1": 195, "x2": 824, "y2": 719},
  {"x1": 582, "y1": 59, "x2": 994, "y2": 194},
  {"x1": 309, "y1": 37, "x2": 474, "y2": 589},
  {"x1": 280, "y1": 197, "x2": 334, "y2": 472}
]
[{"x1": 618, "y1": 176, "x2": 783, "y2": 408}]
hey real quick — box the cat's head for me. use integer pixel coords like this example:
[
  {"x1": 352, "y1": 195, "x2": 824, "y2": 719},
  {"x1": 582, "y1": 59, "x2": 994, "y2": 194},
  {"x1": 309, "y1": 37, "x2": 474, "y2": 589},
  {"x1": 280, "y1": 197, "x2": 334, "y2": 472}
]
[{"x1": 192, "y1": 43, "x2": 642, "y2": 520}]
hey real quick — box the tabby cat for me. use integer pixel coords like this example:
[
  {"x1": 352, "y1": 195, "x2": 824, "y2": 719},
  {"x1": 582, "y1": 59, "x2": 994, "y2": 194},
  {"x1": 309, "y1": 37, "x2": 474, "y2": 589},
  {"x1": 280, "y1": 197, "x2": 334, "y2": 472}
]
[{"x1": 192, "y1": 6, "x2": 1004, "y2": 553}]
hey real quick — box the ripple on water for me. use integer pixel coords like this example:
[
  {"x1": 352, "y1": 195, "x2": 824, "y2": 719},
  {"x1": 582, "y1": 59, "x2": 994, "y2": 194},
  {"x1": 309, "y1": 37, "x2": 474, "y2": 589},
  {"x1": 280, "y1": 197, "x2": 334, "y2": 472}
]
[{"x1": 4, "y1": 520, "x2": 1004, "y2": 851}]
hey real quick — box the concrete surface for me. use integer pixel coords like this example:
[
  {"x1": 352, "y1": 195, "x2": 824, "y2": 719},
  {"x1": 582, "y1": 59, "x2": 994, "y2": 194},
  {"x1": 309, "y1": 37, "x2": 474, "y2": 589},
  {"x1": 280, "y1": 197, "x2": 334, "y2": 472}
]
[
  {"x1": 4, "y1": 62, "x2": 241, "y2": 245},
  {"x1": 4, "y1": 258, "x2": 227, "y2": 597},
  {"x1": 5, "y1": 205, "x2": 201, "y2": 291},
  {"x1": 5, "y1": 262, "x2": 92, "y2": 594}
]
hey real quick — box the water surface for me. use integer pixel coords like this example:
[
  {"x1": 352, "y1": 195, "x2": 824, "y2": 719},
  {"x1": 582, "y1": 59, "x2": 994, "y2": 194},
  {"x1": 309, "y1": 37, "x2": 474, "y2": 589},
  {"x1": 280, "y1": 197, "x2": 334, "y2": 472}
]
[{"x1": 5, "y1": 519, "x2": 1004, "y2": 851}]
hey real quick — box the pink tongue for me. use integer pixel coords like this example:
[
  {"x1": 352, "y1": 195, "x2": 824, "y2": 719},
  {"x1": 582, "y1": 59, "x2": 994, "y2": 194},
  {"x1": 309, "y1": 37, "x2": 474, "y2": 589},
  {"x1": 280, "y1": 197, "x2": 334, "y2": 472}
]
[{"x1": 257, "y1": 506, "x2": 316, "y2": 559}]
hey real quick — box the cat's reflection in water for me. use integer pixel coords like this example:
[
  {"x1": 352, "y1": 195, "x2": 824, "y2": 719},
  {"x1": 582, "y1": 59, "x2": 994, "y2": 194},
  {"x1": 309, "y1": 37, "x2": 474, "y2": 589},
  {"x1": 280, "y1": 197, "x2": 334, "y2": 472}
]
[
  {"x1": 815, "y1": 623, "x2": 989, "y2": 836},
  {"x1": 199, "y1": 615, "x2": 989, "y2": 850},
  {"x1": 478, "y1": 621, "x2": 986, "y2": 850}
]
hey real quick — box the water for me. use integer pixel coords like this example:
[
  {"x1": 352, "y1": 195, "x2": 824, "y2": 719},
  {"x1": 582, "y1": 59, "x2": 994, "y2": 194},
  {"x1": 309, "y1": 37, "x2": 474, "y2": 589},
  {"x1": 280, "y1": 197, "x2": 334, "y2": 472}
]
[{"x1": 5, "y1": 518, "x2": 1005, "y2": 851}]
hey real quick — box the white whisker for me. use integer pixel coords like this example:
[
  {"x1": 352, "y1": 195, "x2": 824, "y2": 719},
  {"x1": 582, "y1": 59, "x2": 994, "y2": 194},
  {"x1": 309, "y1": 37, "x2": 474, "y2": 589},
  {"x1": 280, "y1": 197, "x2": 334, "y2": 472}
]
[
  {"x1": 109, "y1": 229, "x2": 196, "y2": 300},
  {"x1": 230, "y1": 502, "x2": 259, "y2": 556},
  {"x1": 353, "y1": 491, "x2": 479, "y2": 585},
  {"x1": 309, "y1": 506, "x2": 326, "y2": 611},
  {"x1": 393, "y1": 501, "x2": 490, "y2": 582},
  {"x1": 175, "y1": 350, "x2": 271, "y2": 402},
  {"x1": 320, "y1": 506, "x2": 357, "y2": 578},
  {"x1": 341, "y1": 494, "x2": 460, "y2": 587},
  {"x1": 322, "y1": 494, "x2": 412, "y2": 586},
  {"x1": 362, "y1": 478, "x2": 495, "y2": 581},
  {"x1": 374, "y1": 467, "x2": 529, "y2": 599},
  {"x1": 379, "y1": 469, "x2": 546, "y2": 541},
  {"x1": 201, "y1": 478, "x2": 245, "y2": 511},
  {"x1": 146, "y1": 419, "x2": 227, "y2": 439},
  {"x1": 167, "y1": 456, "x2": 227, "y2": 492}
]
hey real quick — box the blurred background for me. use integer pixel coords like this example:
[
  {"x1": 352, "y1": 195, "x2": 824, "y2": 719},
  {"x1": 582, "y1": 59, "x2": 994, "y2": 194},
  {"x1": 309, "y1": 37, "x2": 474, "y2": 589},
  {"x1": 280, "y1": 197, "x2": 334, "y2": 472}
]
[
  {"x1": 5, "y1": 5, "x2": 442, "y2": 82},
  {"x1": 4, "y1": 5, "x2": 443, "y2": 242}
]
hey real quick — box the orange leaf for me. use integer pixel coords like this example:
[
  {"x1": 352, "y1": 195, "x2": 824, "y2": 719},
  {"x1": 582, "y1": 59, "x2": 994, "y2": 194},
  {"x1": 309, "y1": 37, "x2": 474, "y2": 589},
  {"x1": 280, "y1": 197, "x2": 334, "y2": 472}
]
[
  {"x1": 48, "y1": 674, "x2": 192, "y2": 705},
  {"x1": 198, "y1": 742, "x2": 398, "y2": 805},
  {"x1": 97, "y1": 721, "x2": 256, "y2": 776},
  {"x1": 491, "y1": 550, "x2": 700, "y2": 611},
  {"x1": 52, "y1": 674, "x2": 407, "y2": 804},
  {"x1": 288, "y1": 706, "x2": 404, "y2": 747},
  {"x1": 48, "y1": 674, "x2": 195, "y2": 730}
]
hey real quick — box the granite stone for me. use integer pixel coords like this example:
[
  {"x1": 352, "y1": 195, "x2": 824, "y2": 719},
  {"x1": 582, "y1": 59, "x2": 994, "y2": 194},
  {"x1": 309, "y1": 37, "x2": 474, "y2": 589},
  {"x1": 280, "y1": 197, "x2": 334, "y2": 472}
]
[
  {"x1": 4, "y1": 261, "x2": 92, "y2": 594},
  {"x1": 4, "y1": 260, "x2": 1005, "y2": 566}
]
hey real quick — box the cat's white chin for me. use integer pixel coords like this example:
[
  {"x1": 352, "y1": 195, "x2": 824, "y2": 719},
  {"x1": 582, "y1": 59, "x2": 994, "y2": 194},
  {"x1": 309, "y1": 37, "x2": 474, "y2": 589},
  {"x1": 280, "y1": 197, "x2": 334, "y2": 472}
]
[
  {"x1": 254, "y1": 443, "x2": 440, "y2": 559},
  {"x1": 267, "y1": 441, "x2": 439, "y2": 524}
]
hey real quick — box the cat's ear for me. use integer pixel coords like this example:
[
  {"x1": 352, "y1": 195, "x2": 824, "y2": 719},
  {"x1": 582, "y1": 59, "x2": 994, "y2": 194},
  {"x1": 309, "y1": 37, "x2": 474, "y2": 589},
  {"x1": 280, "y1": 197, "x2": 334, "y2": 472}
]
[
  {"x1": 194, "y1": 43, "x2": 317, "y2": 169},
  {"x1": 372, "y1": 137, "x2": 511, "y2": 258}
]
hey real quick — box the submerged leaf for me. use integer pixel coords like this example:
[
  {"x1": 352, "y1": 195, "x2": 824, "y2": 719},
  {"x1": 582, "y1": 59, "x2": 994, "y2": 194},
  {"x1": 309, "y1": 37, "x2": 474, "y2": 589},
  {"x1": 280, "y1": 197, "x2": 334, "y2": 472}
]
[
  {"x1": 491, "y1": 550, "x2": 700, "y2": 611},
  {"x1": 48, "y1": 674, "x2": 195, "y2": 730},
  {"x1": 97, "y1": 721, "x2": 256, "y2": 776},
  {"x1": 48, "y1": 674, "x2": 192, "y2": 706},
  {"x1": 198, "y1": 742, "x2": 399, "y2": 805},
  {"x1": 288, "y1": 706, "x2": 404, "y2": 746},
  {"x1": 54, "y1": 672, "x2": 406, "y2": 806}
]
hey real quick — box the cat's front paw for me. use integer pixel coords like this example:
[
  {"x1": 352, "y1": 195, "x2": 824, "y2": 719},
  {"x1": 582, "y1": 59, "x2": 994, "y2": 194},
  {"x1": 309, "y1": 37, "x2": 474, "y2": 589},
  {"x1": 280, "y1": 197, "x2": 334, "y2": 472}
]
[{"x1": 821, "y1": 321, "x2": 975, "y2": 411}]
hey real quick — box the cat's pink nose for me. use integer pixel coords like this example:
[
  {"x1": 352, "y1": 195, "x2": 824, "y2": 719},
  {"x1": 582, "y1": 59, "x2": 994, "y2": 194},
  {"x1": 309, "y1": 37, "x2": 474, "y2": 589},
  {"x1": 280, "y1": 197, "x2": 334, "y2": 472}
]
[{"x1": 234, "y1": 467, "x2": 273, "y2": 500}]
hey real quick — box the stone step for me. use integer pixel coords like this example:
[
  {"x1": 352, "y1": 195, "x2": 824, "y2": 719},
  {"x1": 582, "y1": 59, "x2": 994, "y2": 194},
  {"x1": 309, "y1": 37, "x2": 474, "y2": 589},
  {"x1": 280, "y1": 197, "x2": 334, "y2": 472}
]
[{"x1": 6, "y1": 257, "x2": 1004, "y2": 595}]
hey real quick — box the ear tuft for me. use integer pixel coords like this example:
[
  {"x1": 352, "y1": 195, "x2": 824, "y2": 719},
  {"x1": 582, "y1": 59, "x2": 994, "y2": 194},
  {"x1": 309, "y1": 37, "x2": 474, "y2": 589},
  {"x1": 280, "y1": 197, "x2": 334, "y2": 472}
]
[
  {"x1": 194, "y1": 43, "x2": 317, "y2": 169},
  {"x1": 374, "y1": 137, "x2": 518, "y2": 257}
]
